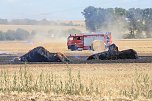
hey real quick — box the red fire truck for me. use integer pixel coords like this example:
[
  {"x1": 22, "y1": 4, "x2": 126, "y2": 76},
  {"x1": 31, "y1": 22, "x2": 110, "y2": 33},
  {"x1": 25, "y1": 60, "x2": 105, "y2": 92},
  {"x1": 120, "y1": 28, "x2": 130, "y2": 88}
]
[{"x1": 67, "y1": 32, "x2": 112, "y2": 51}]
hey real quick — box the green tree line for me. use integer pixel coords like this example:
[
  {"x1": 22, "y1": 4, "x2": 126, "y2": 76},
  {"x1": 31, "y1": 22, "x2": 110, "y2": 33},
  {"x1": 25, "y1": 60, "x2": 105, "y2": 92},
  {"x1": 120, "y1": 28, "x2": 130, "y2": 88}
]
[
  {"x1": 0, "y1": 28, "x2": 81, "y2": 41},
  {"x1": 0, "y1": 18, "x2": 81, "y2": 26},
  {"x1": 82, "y1": 7, "x2": 152, "y2": 38},
  {"x1": 0, "y1": 29, "x2": 33, "y2": 41}
]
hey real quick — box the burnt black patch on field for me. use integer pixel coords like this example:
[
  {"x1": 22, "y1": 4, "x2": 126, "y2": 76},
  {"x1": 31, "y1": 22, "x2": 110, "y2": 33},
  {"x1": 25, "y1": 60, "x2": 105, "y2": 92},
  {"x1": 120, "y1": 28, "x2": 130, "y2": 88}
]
[
  {"x1": 0, "y1": 48, "x2": 151, "y2": 64},
  {"x1": 20, "y1": 46, "x2": 70, "y2": 62},
  {"x1": 87, "y1": 44, "x2": 138, "y2": 61},
  {"x1": 0, "y1": 55, "x2": 151, "y2": 64}
]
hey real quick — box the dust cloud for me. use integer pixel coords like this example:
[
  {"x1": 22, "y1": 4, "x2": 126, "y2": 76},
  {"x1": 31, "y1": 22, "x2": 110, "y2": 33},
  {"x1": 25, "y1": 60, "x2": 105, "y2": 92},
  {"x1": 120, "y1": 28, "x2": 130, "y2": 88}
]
[
  {"x1": 100, "y1": 16, "x2": 129, "y2": 40},
  {"x1": 28, "y1": 30, "x2": 67, "y2": 44}
]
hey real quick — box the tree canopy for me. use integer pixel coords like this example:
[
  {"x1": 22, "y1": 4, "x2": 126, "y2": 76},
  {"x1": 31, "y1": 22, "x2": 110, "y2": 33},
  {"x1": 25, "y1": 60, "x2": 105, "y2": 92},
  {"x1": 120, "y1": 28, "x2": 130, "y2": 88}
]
[{"x1": 82, "y1": 7, "x2": 152, "y2": 38}]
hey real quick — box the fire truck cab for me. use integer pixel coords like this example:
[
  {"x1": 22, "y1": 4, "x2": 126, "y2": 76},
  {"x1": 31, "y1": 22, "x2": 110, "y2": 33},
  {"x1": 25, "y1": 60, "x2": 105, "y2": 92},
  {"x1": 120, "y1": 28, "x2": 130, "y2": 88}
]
[{"x1": 67, "y1": 32, "x2": 112, "y2": 51}]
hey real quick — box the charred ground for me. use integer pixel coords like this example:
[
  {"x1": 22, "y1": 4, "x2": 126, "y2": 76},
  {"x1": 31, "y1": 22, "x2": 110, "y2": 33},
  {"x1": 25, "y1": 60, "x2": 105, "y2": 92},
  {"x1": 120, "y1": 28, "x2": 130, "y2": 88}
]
[
  {"x1": 0, "y1": 53, "x2": 151, "y2": 64},
  {"x1": 0, "y1": 40, "x2": 151, "y2": 64}
]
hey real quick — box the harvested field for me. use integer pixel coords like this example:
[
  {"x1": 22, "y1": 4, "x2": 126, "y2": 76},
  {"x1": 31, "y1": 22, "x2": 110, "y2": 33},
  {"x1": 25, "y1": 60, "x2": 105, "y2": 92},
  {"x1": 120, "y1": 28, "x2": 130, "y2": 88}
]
[
  {"x1": 0, "y1": 39, "x2": 151, "y2": 54},
  {"x1": 114, "y1": 39, "x2": 152, "y2": 55},
  {"x1": 0, "y1": 40, "x2": 151, "y2": 100},
  {"x1": 0, "y1": 63, "x2": 151, "y2": 100},
  {"x1": 0, "y1": 39, "x2": 150, "y2": 66},
  {"x1": 0, "y1": 40, "x2": 151, "y2": 64}
]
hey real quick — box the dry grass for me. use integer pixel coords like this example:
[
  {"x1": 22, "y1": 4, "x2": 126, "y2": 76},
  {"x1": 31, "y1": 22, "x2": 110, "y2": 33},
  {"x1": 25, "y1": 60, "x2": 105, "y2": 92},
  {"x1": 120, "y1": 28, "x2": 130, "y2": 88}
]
[
  {"x1": 0, "y1": 63, "x2": 151, "y2": 100},
  {"x1": 114, "y1": 39, "x2": 152, "y2": 54},
  {"x1": 0, "y1": 38, "x2": 151, "y2": 100},
  {"x1": 0, "y1": 39, "x2": 151, "y2": 56},
  {"x1": 0, "y1": 41, "x2": 67, "y2": 53}
]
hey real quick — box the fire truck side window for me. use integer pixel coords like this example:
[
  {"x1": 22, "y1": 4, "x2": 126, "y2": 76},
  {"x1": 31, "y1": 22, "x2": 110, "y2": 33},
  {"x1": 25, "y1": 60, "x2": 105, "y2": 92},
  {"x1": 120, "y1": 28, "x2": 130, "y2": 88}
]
[
  {"x1": 77, "y1": 37, "x2": 81, "y2": 40},
  {"x1": 107, "y1": 36, "x2": 110, "y2": 42},
  {"x1": 73, "y1": 37, "x2": 77, "y2": 40},
  {"x1": 73, "y1": 36, "x2": 81, "y2": 40}
]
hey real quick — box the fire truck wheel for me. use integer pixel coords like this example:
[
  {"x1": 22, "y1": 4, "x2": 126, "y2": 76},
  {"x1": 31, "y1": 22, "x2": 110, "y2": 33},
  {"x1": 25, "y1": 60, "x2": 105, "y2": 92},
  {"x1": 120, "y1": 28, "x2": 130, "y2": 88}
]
[
  {"x1": 70, "y1": 45, "x2": 77, "y2": 51},
  {"x1": 91, "y1": 40, "x2": 105, "y2": 52},
  {"x1": 68, "y1": 46, "x2": 71, "y2": 49}
]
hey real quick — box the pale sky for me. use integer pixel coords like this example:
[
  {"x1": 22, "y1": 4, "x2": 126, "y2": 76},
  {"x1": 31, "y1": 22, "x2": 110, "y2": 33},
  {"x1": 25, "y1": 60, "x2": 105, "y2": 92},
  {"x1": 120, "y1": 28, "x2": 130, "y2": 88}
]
[{"x1": 0, "y1": 0, "x2": 152, "y2": 20}]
